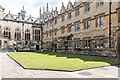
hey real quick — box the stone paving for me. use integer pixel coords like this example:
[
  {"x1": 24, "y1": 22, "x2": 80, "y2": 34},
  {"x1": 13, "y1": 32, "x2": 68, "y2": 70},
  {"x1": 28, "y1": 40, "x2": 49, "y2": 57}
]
[{"x1": 0, "y1": 53, "x2": 119, "y2": 78}]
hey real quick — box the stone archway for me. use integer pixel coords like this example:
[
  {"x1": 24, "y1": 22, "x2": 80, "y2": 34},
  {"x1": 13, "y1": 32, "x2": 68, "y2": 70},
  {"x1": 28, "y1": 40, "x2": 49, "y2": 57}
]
[{"x1": 116, "y1": 29, "x2": 120, "y2": 62}]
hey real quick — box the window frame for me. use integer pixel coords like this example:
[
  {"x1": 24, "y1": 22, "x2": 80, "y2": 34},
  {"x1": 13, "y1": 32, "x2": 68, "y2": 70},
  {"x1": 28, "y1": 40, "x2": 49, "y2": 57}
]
[
  {"x1": 54, "y1": 30, "x2": 57, "y2": 36},
  {"x1": 68, "y1": 25, "x2": 72, "y2": 33},
  {"x1": 96, "y1": 16, "x2": 104, "y2": 27},
  {"x1": 68, "y1": 12, "x2": 72, "y2": 19},
  {"x1": 84, "y1": 19, "x2": 91, "y2": 30},
  {"x1": 75, "y1": 8, "x2": 80, "y2": 16},
  {"x1": 46, "y1": 33, "x2": 48, "y2": 38},
  {"x1": 75, "y1": 22, "x2": 80, "y2": 32},
  {"x1": 25, "y1": 30, "x2": 30, "y2": 41},
  {"x1": 4, "y1": 27, "x2": 11, "y2": 39},
  {"x1": 61, "y1": 28, "x2": 65, "y2": 35},
  {"x1": 15, "y1": 29, "x2": 21, "y2": 40},
  {"x1": 85, "y1": 3, "x2": 90, "y2": 13},
  {"x1": 50, "y1": 31, "x2": 52, "y2": 37},
  {"x1": 61, "y1": 15, "x2": 65, "y2": 22},
  {"x1": 32, "y1": 29, "x2": 40, "y2": 41},
  {"x1": 97, "y1": 0, "x2": 104, "y2": 8}
]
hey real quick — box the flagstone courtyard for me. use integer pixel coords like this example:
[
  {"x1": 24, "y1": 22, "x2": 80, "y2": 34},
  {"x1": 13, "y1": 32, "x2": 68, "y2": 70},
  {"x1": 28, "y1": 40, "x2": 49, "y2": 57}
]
[{"x1": 0, "y1": 52, "x2": 119, "y2": 78}]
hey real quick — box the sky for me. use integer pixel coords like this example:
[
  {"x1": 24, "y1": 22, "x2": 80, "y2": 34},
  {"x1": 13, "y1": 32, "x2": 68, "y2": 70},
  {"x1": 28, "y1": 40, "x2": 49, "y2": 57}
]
[{"x1": 0, "y1": 0, "x2": 75, "y2": 18}]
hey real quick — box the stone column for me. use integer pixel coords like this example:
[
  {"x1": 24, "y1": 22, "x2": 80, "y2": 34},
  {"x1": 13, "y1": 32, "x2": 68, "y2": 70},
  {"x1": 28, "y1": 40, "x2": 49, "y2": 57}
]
[
  {"x1": 116, "y1": 30, "x2": 120, "y2": 63},
  {"x1": 116, "y1": 8, "x2": 120, "y2": 63}
]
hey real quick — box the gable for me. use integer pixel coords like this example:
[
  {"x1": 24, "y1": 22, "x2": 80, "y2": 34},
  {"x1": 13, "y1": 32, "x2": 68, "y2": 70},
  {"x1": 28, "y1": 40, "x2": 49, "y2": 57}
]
[{"x1": 4, "y1": 12, "x2": 14, "y2": 20}]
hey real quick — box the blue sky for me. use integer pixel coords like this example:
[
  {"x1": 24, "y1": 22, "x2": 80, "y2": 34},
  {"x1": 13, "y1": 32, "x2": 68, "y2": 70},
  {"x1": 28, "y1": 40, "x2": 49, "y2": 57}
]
[{"x1": 0, "y1": 0, "x2": 75, "y2": 18}]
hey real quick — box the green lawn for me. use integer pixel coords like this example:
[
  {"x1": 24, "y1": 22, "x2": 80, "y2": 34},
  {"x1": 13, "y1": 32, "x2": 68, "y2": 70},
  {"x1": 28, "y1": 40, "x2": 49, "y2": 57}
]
[{"x1": 8, "y1": 52, "x2": 118, "y2": 71}]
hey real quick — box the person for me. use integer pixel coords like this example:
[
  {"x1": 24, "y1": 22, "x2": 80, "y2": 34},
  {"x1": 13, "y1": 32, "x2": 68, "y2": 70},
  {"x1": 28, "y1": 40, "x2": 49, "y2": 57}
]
[{"x1": 14, "y1": 48, "x2": 16, "y2": 52}]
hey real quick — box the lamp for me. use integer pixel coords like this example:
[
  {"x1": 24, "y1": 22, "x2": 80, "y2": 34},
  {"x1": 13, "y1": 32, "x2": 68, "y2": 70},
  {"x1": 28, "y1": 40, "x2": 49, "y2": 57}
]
[{"x1": 21, "y1": 6, "x2": 26, "y2": 50}]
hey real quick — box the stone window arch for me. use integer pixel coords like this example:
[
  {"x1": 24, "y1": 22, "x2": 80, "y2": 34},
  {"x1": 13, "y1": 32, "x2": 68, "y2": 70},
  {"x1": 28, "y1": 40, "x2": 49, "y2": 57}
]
[
  {"x1": 15, "y1": 28, "x2": 21, "y2": 40},
  {"x1": 25, "y1": 29, "x2": 30, "y2": 40},
  {"x1": 3, "y1": 27, "x2": 11, "y2": 39}
]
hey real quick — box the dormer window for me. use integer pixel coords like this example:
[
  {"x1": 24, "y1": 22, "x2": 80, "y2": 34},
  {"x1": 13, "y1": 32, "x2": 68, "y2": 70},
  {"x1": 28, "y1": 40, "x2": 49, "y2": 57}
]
[
  {"x1": 68, "y1": 12, "x2": 72, "y2": 19},
  {"x1": 75, "y1": 8, "x2": 80, "y2": 16},
  {"x1": 97, "y1": 0, "x2": 104, "y2": 8},
  {"x1": 85, "y1": 3, "x2": 90, "y2": 13},
  {"x1": 61, "y1": 15, "x2": 65, "y2": 22}
]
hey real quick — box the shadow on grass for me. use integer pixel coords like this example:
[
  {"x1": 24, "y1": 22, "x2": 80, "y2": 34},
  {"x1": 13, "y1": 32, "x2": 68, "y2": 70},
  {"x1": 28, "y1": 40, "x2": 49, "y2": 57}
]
[{"x1": 34, "y1": 52, "x2": 118, "y2": 65}]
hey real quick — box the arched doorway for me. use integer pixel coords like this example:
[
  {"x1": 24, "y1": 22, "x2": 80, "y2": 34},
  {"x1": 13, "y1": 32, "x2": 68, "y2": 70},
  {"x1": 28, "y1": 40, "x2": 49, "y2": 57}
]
[
  {"x1": 36, "y1": 45, "x2": 39, "y2": 51},
  {"x1": 54, "y1": 44, "x2": 57, "y2": 52}
]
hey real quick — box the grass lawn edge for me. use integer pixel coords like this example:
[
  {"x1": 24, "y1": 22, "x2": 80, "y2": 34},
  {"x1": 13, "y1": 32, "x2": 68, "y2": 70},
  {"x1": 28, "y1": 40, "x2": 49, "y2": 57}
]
[{"x1": 7, "y1": 53, "x2": 119, "y2": 72}]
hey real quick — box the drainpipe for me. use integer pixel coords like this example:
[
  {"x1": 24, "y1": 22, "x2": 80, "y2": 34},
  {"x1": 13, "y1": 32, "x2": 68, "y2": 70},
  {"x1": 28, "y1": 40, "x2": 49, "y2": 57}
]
[{"x1": 109, "y1": 0, "x2": 112, "y2": 49}]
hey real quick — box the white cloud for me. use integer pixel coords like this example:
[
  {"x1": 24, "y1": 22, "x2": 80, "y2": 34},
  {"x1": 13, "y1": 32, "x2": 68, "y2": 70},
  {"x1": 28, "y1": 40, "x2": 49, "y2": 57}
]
[{"x1": 0, "y1": 0, "x2": 75, "y2": 18}]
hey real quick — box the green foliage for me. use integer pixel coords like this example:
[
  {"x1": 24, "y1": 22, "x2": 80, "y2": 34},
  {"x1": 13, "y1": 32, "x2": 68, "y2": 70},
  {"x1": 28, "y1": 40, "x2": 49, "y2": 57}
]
[
  {"x1": 59, "y1": 34, "x2": 73, "y2": 51},
  {"x1": 51, "y1": 42, "x2": 55, "y2": 48},
  {"x1": 24, "y1": 41, "x2": 28, "y2": 46},
  {"x1": 13, "y1": 43, "x2": 16, "y2": 46},
  {"x1": 67, "y1": 34, "x2": 73, "y2": 40},
  {"x1": 29, "y1": 41, "x2": 35, "y2": 47},
  {"x1": 75, "y1": 48, "x2": 82, "y2": 51},
  {"x1": 59, "y1": 34, "x2": 73, "y2": 40},
  {"x1": 17, "y1": 42, "x2": 22, "y2": 45}
]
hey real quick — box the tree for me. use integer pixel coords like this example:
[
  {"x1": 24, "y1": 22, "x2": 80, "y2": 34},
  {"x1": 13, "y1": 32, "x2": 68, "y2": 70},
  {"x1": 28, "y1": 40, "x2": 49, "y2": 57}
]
[
  {"x1": 28, "y1": 41, "x2": 35, "y2": 50},
  {"x1": 24, "y1": 41, "x2": 28, "y2": 46},
  {"x1": 58, "y1": 34, "x2": 73, "y2": 53}
]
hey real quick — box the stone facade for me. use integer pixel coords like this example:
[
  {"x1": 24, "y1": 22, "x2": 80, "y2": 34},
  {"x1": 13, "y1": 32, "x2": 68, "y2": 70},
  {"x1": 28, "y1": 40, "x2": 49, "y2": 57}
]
[
  {"x1": 41, "y1": 0, "x2": 120, "y2": 55},
  {"x1": 0, "y1": 6, "x2": 42, "y2": 51},
  {"x1": 0, "y1": 0, "x2": 120, "y2": 55}
]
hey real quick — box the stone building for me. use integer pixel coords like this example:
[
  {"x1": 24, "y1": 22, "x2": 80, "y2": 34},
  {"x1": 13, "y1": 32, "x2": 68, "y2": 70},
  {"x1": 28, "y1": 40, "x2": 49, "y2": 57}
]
[
  {"x1": 41, "y1": 0, "x2": 120, "y2": 55},
  {"x1": 0, "y1": 0, "x2": 120, "y2": 55},
  {"x1": 0, "y1": 5, "x2": 43, "y2": 51}
]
